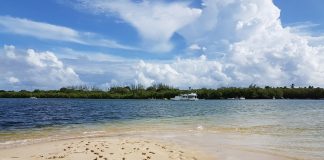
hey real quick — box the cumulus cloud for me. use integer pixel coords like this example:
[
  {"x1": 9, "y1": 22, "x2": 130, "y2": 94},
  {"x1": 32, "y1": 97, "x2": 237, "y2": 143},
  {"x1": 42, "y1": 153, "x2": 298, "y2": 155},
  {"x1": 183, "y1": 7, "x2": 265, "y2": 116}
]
[
  {"x1": 134, "y1": 0, "x2": 324, "y2": 87},
  {"x1": 0, "y1": 16, "x2": 135, "y2": 50},
  {"x1": 179, "y1": 0, "x2": 283, "y2": 54},
  {"x1": 0, "y1": 45, "x2": 82, "y2": 90},
  {"x1": 135, "y1": 55, "x2": 231, "y2": 88},
  {"x1": 77, "y1": 0, "x2": 202, "y2": 52}
]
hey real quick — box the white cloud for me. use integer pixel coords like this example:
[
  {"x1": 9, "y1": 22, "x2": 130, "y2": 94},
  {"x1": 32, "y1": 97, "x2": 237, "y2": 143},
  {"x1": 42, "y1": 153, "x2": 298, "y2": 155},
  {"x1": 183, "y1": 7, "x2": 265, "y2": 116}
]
[
  {"x1": 7, "y1": 77, "x2": 20, "y2": 84},
  {"x1": 0, "y1": 16, "x2": 135, "y2": 50},
  {"x1": 26, "y1": 49, "x2": 64, "y2": 68},
  {"x1": 188, "y1": 44, "x2": 201, "y2": 51},
  {"x1": 77, "y1": 0, "x2": 202, "y2": 52},
  {"x1": 0, "y1": 45, "x2": 82, "y2": 90},
  {"x1": 188, "y1": 43, "x2": 207, "y2": 52},
  {"x1": 135, "y1": 55, "x2": 231, "y2": 88},
  {"x1": 134, "y1": 0, "x2": 324, "y2": 87},
  {"x1": 179, "y1": 0, "x2": 283, "y2": 52}
]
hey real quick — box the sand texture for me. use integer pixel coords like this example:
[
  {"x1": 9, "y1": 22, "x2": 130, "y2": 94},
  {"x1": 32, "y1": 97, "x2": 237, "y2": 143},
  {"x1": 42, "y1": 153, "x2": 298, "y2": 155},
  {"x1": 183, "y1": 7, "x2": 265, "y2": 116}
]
[{"x1": 0, "y1": 137, "x2": 212, "y2": 160}]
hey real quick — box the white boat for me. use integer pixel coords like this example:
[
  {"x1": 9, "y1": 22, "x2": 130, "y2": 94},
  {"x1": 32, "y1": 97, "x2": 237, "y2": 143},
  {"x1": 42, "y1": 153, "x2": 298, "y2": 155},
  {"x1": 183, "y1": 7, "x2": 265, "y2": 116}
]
[
  {"x1": 239, "y1": 97, "x2": 245, "y2": 100},
  {"x1": 30, "y1": 97, "x2": 37, "y2": 99},
  {"x1": 171, "y1": 93, "x2": 198, "y2": 101}
]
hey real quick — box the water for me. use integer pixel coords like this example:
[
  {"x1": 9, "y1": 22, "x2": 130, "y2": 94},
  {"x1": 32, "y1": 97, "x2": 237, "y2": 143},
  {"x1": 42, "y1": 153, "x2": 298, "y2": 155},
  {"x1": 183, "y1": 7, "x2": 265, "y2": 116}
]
[{"x1": 0, "y1": 99, "x2": 323, "y2": 159}]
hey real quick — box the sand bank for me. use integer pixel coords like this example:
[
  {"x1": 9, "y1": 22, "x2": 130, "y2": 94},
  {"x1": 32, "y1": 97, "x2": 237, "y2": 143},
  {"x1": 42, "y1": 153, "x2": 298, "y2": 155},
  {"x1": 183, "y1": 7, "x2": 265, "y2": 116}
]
[
  {"x1": 0, "y1": 136, "x2": 212, "y2": 160},
  {"x1": 0, "y1": 131, "x2": 305, "y2": 160}
]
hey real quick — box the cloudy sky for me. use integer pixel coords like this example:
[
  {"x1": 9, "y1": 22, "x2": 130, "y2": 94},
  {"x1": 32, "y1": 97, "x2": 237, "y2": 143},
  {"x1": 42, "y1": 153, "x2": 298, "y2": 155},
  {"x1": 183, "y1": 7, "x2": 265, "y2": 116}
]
[{"x1": 1, "y1": 0, "x2": 324, "y2": 90}]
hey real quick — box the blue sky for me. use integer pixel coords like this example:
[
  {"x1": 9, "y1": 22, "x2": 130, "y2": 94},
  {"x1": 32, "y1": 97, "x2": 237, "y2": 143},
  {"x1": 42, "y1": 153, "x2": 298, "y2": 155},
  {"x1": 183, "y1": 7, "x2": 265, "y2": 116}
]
[
  {"x1": 1, "y1": 0, "x2": 324, "y2": 90},
  {"x1": 274, "y1": 0, "x2": 324, "y2": 24}
]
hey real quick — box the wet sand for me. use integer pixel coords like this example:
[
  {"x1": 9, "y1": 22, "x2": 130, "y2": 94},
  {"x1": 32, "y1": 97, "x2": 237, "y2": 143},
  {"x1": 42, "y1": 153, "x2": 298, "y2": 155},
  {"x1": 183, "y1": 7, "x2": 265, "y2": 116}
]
[{"x1": 0, "y1": 136, "x2": 212, "y2": 160}]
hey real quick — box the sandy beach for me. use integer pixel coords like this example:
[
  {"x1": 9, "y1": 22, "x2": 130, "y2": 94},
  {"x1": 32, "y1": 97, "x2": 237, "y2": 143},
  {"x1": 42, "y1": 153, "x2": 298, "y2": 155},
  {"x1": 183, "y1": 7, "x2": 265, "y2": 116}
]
[
  {"x1": 0, "y1": 136, "x2": 212, "y2": 160},
  {"x1": 0, "y1": 133, "x2": 304, "y2": 160}
]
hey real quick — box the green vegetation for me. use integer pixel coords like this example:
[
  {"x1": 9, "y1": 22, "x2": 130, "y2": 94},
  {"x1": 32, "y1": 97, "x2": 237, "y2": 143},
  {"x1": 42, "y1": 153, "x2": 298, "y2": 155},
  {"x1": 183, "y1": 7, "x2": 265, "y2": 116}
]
[{"x1": 1, "y1": 84, "x2": 324, "y2": 99}]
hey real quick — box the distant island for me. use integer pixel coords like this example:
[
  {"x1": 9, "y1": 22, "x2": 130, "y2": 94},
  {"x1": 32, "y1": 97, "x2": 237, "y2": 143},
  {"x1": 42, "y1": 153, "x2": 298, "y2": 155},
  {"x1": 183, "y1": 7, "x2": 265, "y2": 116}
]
[{"x1": 1, "y1": 84, "x2": 324, "y2": 99}]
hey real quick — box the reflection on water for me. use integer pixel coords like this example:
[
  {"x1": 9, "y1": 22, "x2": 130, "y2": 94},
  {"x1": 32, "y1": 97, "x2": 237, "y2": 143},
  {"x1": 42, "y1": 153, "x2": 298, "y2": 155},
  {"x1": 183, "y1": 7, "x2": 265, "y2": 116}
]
[{"x1": 0, "y1": 99, "x2": 323, "y2": 159}]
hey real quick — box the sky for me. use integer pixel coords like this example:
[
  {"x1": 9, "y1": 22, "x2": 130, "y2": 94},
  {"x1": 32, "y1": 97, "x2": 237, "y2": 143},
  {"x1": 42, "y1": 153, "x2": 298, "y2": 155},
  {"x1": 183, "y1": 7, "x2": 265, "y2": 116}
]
[{"x1": 1, "y1": 0, "x2": 324, "y2": 90}]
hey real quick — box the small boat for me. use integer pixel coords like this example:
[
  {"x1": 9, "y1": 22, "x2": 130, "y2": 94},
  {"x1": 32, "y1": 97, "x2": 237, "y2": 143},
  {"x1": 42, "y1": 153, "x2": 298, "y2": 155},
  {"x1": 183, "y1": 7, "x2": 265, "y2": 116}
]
[
  {"x1": 171, "y1": 93, "x2": 198, "y2": 101},
  {"x1": 30, "y1": 97, "x2": 37, "y2": 99},
  {"x1": 239, "y1": 97, "x2": 245, "y2": 100}
]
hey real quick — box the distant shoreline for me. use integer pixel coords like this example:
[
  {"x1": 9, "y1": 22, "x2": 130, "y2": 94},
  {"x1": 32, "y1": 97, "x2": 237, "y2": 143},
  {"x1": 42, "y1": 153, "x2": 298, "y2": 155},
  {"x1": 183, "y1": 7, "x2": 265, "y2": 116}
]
[
  {"x1": 1, "y1": 97, "x2": 324, "y2": 100},
  {"x1": 1, "y1": 85, "x2": 324, "y2": 99}
]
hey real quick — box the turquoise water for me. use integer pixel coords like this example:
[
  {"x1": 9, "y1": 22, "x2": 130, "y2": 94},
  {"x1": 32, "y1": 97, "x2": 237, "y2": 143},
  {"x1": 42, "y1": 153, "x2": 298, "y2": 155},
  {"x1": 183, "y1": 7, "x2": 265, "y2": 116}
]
[{"x1": 0, "y1": 99, "x2": 323, "y2": 159}]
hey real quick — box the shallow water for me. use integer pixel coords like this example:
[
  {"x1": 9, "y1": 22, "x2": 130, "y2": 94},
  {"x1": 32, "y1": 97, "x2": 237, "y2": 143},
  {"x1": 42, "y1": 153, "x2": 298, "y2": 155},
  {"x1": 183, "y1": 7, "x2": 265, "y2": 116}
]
[{"x1": 0, "y1": 99, "x2": 323, "y2": 159}]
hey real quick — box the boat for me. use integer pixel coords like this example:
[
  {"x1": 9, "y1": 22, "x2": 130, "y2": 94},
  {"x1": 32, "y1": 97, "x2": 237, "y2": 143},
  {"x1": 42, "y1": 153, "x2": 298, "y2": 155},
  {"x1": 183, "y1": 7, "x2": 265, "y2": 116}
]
[
  {"x1": 171, "y1": 93, "x2": 198, "y2": 101},
  {"x1": 239, "y1": 97, "x2": 245, "y2": 100},
  {"x1": 30, "y1": 97, "x2": 37, "y2": 99}
]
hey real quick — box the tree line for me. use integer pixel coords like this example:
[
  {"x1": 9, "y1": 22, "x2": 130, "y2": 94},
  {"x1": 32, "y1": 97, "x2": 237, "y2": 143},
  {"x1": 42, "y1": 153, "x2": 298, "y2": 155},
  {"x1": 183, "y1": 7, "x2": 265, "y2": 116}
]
[{"x1": 1, "y1": 84, "x2": 324, "y2": 99}]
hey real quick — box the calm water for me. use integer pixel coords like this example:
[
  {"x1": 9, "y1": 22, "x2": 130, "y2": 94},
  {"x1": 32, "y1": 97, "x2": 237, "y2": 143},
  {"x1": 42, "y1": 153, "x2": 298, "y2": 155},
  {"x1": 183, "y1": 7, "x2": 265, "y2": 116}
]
[{"x1": 0, "y1": 99, "x2": 324, "y2": 159}]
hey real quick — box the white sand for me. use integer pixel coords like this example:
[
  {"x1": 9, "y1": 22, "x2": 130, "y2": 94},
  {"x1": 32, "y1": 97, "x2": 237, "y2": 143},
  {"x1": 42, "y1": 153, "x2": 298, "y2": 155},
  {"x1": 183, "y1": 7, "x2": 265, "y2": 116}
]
[
  {"x1": 0, "y1": 136, "x2": 212, "y2": 160},
  {"x1": 0, "y1": 132, "x2": 303, "y2": 160}
]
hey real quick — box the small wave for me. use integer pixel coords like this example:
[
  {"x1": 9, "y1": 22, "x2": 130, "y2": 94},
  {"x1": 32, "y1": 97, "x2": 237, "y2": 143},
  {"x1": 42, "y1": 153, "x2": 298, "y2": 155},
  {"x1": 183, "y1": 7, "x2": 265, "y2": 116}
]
[
  {"x1": 0, "y1": 137, "x2": 52, "y2": 149},
  {"x1": 0, "y1": 139, "x2": 29, "y2": 145}
]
